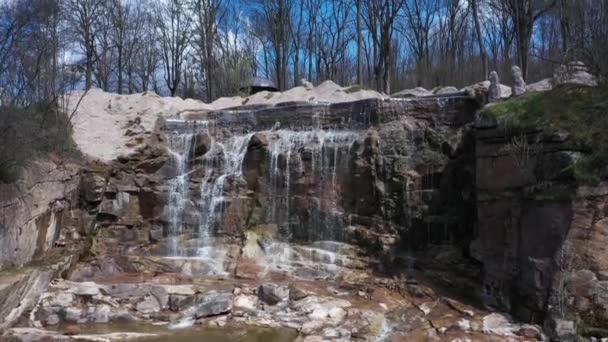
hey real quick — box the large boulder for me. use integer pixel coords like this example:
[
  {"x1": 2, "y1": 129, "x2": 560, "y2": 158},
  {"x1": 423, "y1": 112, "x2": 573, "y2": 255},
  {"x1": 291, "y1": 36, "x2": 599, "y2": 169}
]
[
  {"x1": 553, "y1": 61, "x2": 598, "y2": 87},
  {"x1": 434, "y1": 86, "x2": 459, "y2": 95},
  {"x1": 258, "y1": 284, "x2": 290, "y2": 305},
  {"x1": 135, "y1": 296, "x2": 161, "y2": 314},
  {"x1": 194, "y1": 292, "x2": 233, "y2": 318},
  {"x1": 526, "y1": 78, "x2": 552, "y2": 92},
  {"x1": 392, "y1": 87, "x2": 432, "y2": 98}
]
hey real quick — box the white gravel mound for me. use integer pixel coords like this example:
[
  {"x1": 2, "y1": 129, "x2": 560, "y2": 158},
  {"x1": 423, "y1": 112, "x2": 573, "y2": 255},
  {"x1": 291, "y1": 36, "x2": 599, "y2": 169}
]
[
  {"x1": 210, "y1": 80, "x2": 385, "y2": 110},
  {"x1": 66, "y1": 82, "x2": 386, "y2": 162},
  {"x1": 66, "y1": 88, "x2": 212, "y2": 162}
]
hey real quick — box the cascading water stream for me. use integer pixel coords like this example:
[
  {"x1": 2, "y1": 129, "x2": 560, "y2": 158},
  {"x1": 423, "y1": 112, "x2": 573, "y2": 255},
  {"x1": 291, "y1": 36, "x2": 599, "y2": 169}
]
[
  {"x1": 262, "y1": 130, "x2": 359, "y2": 275},
  {"x1": 195, "y1": 133, "x2": 254, "y2": 275},
  {"x1": 166, "y1": 133, "x2": 195, "y2": 257}
]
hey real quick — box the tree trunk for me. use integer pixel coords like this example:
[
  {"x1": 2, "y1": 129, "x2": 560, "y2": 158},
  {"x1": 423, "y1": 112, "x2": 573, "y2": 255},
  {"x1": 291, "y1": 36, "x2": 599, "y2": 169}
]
[
  {"x1": 117, "y1": 47, "x2": 123, "y2": 94},
  {"x1": 85, "y1": 48, "x2": 93, "y2": 90},
  {"x1": 471, "y1": 0, "x2": 488, "y2": 79},
  {"x1": 356, "y1": 0, "x2": 363, "y2": 85},
  {"x1": 294, "y1": 51, "x2": 299, "y2": 86}
]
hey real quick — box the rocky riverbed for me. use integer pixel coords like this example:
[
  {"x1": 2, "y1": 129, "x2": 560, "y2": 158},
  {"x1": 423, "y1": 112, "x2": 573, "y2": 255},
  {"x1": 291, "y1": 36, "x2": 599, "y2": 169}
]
[{"x1": 3, "y1": 268, "x2": 545, "y2": 341}]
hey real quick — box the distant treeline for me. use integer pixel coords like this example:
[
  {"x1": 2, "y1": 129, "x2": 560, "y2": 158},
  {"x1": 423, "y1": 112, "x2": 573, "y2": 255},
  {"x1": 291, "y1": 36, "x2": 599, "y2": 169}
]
[{"x1": 1, "y1": 0, "x2": 607, "y2": 104}]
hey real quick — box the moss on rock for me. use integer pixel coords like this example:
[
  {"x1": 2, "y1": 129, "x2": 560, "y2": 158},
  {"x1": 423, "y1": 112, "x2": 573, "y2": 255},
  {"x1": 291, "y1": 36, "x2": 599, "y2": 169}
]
[{"x1": 482, "y1": 85, "x2": 608, "y2": 185}]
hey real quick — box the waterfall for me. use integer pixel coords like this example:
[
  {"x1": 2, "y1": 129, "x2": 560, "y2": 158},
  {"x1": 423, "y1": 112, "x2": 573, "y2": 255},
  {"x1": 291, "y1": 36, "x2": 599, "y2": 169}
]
[
  {"x1": 164, "y1": 122, "x2": 361, "y2": 278},
  {"x1": 166, "y1": 133, "x2": 195, "y2": 257},
  {"x1": 262, "y1": 130, "x2": 359, "y2": 275},
  {"x1": 196, "y1": 133, "x2": 253, "y2": 275},
  {"x1": 266, "y1": 130, "x2": 358, "y2": 234}
]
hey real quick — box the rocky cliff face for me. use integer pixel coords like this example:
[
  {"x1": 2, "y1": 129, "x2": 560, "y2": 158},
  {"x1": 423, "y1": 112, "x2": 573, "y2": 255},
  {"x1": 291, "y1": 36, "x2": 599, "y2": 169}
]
[
  {"x1": 0, "y1": 160, "x2": 82, "y2": 268},
  {"x1": 473, "y1": 85, "x2": 608, "y2": 339},
  {"x1": 64, "y1": 96, "x2": 479, "y2": 284}
]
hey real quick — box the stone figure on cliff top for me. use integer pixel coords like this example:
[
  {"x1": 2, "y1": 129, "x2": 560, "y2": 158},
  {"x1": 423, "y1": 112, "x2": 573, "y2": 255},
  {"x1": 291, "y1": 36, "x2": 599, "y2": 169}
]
[
  {"x1": 511, "y1": 66, "x2": 526, "y2": 96},
  {"x1": 300, "y1": 78, "x2": 314, "y2": 90},
  {"x1": 488, "y1": 71, "x2": 501, "y2": 103}
]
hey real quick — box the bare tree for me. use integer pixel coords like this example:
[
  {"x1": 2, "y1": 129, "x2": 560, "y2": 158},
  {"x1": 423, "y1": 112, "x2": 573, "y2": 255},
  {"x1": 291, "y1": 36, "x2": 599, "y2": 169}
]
[
  {"x1": 134, "y1": 8, "x2": 160, "y2": 92},
  {"x1": 156, "y1": 0, "x2": 193, "y2": 96},
  {"x1": 1, "y1": 0, "x2": 80, "y2": 182},
  {"x1": 305, "y1": 0, "x2": 323, "y2": 82},
  {"x1": 317, "y1": 0, "x2": 352, "y2": 83},
  {"x1": 291, "y1": 0, "x2": 306, "y2": 86},
  {"x1": 470, "y1": 0, "x2": 488, "y2": 79},
  {"x1": 504, "y1": 0, "x2": 556, "y2": 79},
  {"x1": 92, "y1": 6, "x2": 113, "y2": 91},
  {"x1": 356, "y1": 0, "x2": 363, "y2": 85},
  {"x1": 400, "y1": 0, "x2": 439, "y2": 88},
  {"x1": 64, "y1": 0, "x2": 105, "y2": 90},
  {"x1": 192, "y1": 0, "x2": 225, "y2": 101},
  {"x1": 364, "y1": 0, "x2": 405, "y2": 93},
  {"x1": 108, "y1": 0, "x2": 143, "y2": 94},
  {"x1": 253, "y1": 0, "x2": 292, "y2": 90}
]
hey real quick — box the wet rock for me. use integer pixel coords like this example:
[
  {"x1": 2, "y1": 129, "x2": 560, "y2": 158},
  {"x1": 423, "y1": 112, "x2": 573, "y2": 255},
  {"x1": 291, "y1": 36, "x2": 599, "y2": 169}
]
[
  {"x1": 194, "y1": 292, "x2": 233, "y2": 318},
  {"x1": 64, "y1": 281, "x2": 100, "y2": 296},
  {"x1": 249, "y1": 133, "x2": 269, "y2": 148},
  {"x1": 193, "y1": 133, "x2": 212, "y2": 157},
  {"x1": 149, "y1": 227, "x2": 163, "y2": 243},
  {"x1": 101, "y1": 283, "x2": 147, "y2": 299},
  {"x1": 323, "y1": 327, "x2": 350, "y2": 339},
  {"x1": 544, "y1": 317, "x2": 576, "y2": 341},
  {"x1": 64, "y1": 306, "x2": 83, "y2": 322},
  {"x1": 516, "y1": 324, "x2": 543, "y2": 340},
  {"x1": 234, "y1": 295, "x2": 258, "y2": 312},
  {"x1": 301, "y1": 320, "x2": 325, "y2": 335},
  {"x1": 258, "y1": 284, "x2": 290, "y2": 305},
  {"x1": 48, "y1": 292, "x2": 75, "y2": 307},
  {"x1": 417, "y1": 301, "x2": 437, "y2": 315},
  {"x1": 288, "y1": 283, "x2": 310, "y2": 301},
  {"x1": 482, "y1": 313, "x2": 515, "y2": 336},
  {"x1": 149, "y1": 286, "x2": 169, "y2": 310},
  {"x1": 310, "y1": 306, "x2": 346, "y2": 322},
  {"x1": 136, "y1": 296, "x2": 161, "y2": 314},
  {"x1": 455, "y1": 318, "x2": 471, "y2": 332},
  {"x1": 443, "y1": 297, "x2": 474, "y2": 317},
  {"x1": 91, "y1": 304, "x2": 111, "y2": 323},
  {"x1": 110, "y1": 308, "x2": 137, "y2": 322},
  {"x1": 81, "y1": 173, "x2": 107, "y2": 204},
  {"x1": 46, "y1": 314, "x2": 60, "y2": 326},
  {"x1": 3, "y1": 328, "x2": 62, "y2": 341},
  {"x1": 169, "y1": 294, "x2": 195, "y2": 312}
]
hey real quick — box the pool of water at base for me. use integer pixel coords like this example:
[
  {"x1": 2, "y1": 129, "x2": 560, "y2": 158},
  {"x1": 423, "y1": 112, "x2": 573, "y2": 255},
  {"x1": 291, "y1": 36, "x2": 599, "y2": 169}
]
[{"x1": 58, "y1": 322, "x2": 298, "y2": 342}]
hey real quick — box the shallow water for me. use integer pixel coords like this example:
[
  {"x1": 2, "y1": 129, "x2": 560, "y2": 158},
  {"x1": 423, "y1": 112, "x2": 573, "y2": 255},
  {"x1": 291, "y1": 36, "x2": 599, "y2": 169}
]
[
  {"x1": 141, "y1": 327, "x2": 298, "y2": 342},
  {"x1": 58, "y1": 322, "x2": 297, "y2": 342}
]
